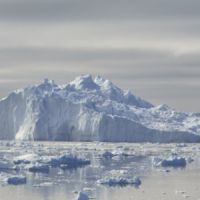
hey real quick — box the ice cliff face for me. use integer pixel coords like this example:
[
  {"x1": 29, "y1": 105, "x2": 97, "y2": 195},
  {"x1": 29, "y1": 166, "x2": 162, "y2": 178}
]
[{"x1": 0, "y1": 74, "x2": 200, "y2": 142}]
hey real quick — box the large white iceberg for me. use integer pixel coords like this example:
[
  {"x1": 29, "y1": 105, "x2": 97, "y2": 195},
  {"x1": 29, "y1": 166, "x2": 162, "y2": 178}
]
[{"x1": 0, "y1": 74, "x2": 200, "y2": 142}]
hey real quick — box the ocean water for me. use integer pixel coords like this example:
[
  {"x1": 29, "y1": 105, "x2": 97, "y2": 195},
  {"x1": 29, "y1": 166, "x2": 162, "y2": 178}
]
[{"x1": 0, "y1": 142, "x2": 200, "y2": 200}]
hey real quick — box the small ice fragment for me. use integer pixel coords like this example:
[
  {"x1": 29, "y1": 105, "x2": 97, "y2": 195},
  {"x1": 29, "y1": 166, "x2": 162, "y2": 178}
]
[
  {"x1": 7, "y1": 176, "x2": 26, "y2": 185},
  {"x1": 187, "y1": 157, "x2": 194, "y2": 163},
  {"x1": 0, "y1": 160, "x2": 16, "y2": 170},
  {"x1": 98, "y1": 176, "x2": 141, "y2": 187},
  {"x1": 153, "y1": 156, "x2": 187, "y2": 168},
  {"x1": 14, "y1": 153, "x2": 38, "y2": 165},
  {"x1": 28, "y1": 164, "x2": 50, "y2": 173},
  {"x1": 102, "y1": 151, "x2": 114, "y2": 159},
  {"x1": 77, "y1": 192, "x2": 89, "y2": 200},
  {"x1": 131, "y1": 177, "x2": 142, "y2": 186},
  {"x1": 49, "y1": 154, "x2": 90, "y2": 169},
  {"x1": 161, "y1": 157, "x2": 186, "y2": 167}
]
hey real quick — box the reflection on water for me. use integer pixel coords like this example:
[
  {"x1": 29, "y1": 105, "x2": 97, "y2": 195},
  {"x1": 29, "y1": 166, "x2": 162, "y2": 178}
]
[{"x1": 0, "y1": 142, "x2": 200, "y2": 200}]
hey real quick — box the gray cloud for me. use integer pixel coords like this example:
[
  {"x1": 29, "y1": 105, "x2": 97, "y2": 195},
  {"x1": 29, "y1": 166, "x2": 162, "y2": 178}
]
[
  {"x1": 0, "y1": 46, "x2": 199, "y2": 112},
  {"x1": 0, "y1": 0, "x2": 200, "y2": 22}
]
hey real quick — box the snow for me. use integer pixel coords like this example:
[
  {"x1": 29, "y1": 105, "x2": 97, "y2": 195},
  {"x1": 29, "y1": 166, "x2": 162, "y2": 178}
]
[
  {"x1": 0, "y1": 74, "x2": 199, "y2": 142},
  {"x1": 7, "y1": 176, "x2": 26, "y2": 185},
  {"x1": 77, "y1": 192, "x2": 89, "y2": 200}
]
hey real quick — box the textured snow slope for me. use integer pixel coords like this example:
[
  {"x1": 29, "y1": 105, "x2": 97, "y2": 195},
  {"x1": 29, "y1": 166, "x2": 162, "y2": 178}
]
[{"x1": 0, "y1": 74, "x2": 199, "y2": 142}]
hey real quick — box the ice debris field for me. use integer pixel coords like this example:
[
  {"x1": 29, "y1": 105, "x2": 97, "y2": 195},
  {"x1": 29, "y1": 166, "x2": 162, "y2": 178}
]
[
  {"x1": 1, "y1": 141, "x2": 200, "y2": 200},
  {"x1": 0, "y1": 74, "x2": 199, "y2": 142}
]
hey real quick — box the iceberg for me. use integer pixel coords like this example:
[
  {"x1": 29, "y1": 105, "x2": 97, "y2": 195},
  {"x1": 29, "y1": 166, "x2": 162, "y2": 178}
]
[{"x1": 0, "y1": 74, "x2": 199, "y2": 143}]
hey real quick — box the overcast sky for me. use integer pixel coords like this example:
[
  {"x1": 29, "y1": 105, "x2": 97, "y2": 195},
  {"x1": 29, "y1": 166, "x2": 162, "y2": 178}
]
[{"x1": 0, "y1": 0, "x2": 199, "y2": 112}]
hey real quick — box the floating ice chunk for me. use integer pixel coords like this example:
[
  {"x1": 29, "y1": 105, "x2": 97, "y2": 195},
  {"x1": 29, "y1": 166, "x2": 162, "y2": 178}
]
[
  {"x1": 28, "y1": 163, "x2": 50, "y2": 173},
  {"x1": 77, "y1": 192, "x2": 89, "y2": 200},
  {"x1": 14, "y1": 154, "x2": 38, "y2": 165},
  {"x1": 152, "y1": 157, "x2": 163, "y2": 167},
  {"x1": 7, "y1": 176, "x2": 26, "y2": 185},
  {"x1": 0, "y1": 160, "x2": 16, "y2": 171},
  {"x1": 48, "y1": 154, "x2": 90, "y2": 169},
  {"x1": 176, "y1": 143, "x2": 188, "y2": 148},
  {"x1": 14, "y1": 160, "x2": 31, "y2": 165},
  {"x1": 112, "y1": 149, "x2": 135, "y2": 157},
  {"x1": 161, "y1": 157, "x2": 186, "y2": 167},
  {"x1": 153, "y1": 156, "x2": 187, "y2": 168},
  {"x1": 59, "y1": 164, "x2": 69, "y2": 170},
  {"x1": 33, "y1": 182, "x2": 54, "y2": 187},
  {"x1": 175, "y1": 190, "x2": 186, "y2": 195},
  {"x1": 132, "y1": 177, "x2": 142, "y2": 186},
  {"x1": 102, "y1": 151, "x2": 115, "y2": 159},
  {"x1": 187, "y1": 157, "x2": 194, "y2": 163},
  {"x1": 98, "y1": 176, "x2": 141, "y2": 187}
]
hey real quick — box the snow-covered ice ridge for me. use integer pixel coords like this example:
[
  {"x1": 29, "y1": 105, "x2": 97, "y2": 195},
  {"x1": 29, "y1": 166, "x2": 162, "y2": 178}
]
[{"x1": 0, "y1": 74, "x2": 200, "y2": 142}]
